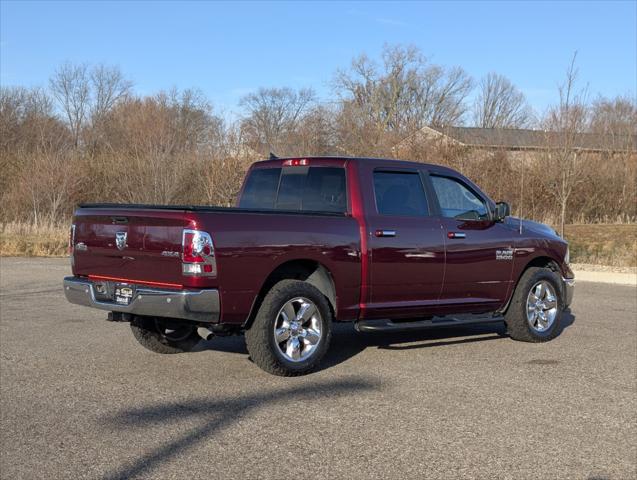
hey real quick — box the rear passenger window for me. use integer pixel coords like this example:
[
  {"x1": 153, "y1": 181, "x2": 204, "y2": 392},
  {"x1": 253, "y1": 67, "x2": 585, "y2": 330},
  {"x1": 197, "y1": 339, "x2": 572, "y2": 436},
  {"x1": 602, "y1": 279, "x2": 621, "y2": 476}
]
[
  {"x1": 302, "y1": 167, "x2": 347, "y2": 212},
  {"x1": 276, "y1": 168, "x2": 307, "y2": 210},
  {"x1": 239, "y1": 168, "x2": 281, "y2": 209},
  {"x1": 239, "y1": 166, "x2": 347, "y2": 213},
  {"x1": 373, "y1": 171, "x2": 429, "y2": 216}
]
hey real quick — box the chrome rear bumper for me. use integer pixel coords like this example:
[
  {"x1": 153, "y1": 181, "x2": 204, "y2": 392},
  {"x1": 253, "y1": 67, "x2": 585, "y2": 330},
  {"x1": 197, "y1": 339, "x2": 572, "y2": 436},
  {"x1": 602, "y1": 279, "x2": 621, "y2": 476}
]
[
  {"x1": 63, "y1": 276, "x2": 219, "y2": 323},
  {"x1": 563, "y1": 277, "x2": 575, "y2": 308}
]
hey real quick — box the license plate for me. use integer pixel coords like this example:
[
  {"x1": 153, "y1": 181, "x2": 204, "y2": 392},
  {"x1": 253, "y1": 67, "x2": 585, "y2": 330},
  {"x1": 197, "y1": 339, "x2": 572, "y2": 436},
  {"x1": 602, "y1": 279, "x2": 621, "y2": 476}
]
[{"x1": 114, "y1": 284, "x2": 135, "y2": 306}]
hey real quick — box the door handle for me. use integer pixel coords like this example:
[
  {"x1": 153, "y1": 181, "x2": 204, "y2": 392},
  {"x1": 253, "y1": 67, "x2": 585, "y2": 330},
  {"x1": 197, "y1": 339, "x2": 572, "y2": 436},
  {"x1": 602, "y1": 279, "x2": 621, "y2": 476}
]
[
  {"x1": 447, "y1": 232, "x2": 466, "y2": 239},
  {"x1": 375, "y1": 229, "x2": 397, "y2": 237}
]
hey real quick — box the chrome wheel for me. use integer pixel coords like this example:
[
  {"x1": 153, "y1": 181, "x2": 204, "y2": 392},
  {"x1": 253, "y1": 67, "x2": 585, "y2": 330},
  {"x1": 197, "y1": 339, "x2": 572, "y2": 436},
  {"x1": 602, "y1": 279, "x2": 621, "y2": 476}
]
[
  {"x1": 273, "y1": 297, "x2": 323, "y2": 363},
  {"x1": 526, "y1": 281, "x2": 558, "y2": 333}
]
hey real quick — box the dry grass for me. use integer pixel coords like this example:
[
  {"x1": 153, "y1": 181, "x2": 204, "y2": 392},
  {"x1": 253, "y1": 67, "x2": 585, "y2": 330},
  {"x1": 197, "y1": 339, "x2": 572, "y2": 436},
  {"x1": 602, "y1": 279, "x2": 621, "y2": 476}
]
[
  {"x1": 2, "y1": 222, "x2": 635, "y2": 267},
  {"x1": 0, "y1": 222, "x2": 68, "y2": 257},
  {"x1": 562, "y1": 224, "x2": 637, "y2": 268}
]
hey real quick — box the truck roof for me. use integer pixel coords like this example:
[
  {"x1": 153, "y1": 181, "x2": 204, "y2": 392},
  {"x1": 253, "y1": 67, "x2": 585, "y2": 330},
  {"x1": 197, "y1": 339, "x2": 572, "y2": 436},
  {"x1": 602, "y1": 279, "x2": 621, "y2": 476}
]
[{"x1": 251, "y1": 156, "x2": 457, "y2": 175}]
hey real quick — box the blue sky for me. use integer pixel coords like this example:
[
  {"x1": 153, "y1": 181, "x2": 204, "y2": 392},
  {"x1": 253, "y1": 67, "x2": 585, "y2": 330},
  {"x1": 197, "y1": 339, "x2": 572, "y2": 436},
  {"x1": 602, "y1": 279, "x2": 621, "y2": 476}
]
[{"x1": 1, "y1": 0, "x2": 635, "y2": 119}]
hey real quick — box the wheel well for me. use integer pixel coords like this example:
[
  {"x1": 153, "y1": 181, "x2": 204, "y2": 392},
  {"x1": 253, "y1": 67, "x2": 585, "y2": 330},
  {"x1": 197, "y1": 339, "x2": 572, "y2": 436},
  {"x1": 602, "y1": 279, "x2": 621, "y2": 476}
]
[
  {"x1": 500, "y1": 256, "x2": 561, "y2": 314},
  {"x1": 243, "y1": 260, "x2": 336, "y2": 329},
  {"x1": 525, "y1": 256, "x2": 560, "y2": 273}
]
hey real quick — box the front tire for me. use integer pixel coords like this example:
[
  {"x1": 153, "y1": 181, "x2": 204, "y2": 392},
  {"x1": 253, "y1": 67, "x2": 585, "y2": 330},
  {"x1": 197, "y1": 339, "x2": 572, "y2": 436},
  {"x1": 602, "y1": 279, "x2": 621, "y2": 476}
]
[
  {"x1": 505, "y1": 267, "x2": 564, "y2": 342},
  {"x1": 130, "y1": 316, "x2": 200, "y2": 354},
  {"x1": 245, "y1": 280, "x2": 332, "y2": 376}
]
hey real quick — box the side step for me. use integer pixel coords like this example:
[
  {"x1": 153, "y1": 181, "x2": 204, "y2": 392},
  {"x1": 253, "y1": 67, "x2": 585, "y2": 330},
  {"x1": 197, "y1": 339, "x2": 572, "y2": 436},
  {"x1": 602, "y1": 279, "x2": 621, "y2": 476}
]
[{"x1": 355, "y1": 314, "x2": 504, "y2": 333}]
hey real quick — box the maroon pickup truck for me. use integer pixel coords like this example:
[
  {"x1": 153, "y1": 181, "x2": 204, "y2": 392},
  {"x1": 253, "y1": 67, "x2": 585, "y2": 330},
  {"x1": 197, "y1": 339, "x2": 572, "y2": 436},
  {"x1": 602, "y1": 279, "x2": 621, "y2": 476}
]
[{"x1": 64, "y1": 156, "x2": 574, "y2": 375}]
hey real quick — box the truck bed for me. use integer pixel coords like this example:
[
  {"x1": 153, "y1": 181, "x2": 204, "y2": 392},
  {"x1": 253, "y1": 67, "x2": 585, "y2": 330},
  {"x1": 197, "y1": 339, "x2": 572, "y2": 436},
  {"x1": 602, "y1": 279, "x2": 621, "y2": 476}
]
[{"x1": 71, "y1": 204, "x2": 362, "y2": 324}]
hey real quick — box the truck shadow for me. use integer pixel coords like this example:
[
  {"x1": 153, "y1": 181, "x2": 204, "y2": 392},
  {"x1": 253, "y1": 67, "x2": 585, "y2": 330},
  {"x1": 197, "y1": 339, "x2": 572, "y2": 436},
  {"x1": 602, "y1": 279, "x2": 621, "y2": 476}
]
[
  {"x1": 199, "y1": 311, "x2": 575, "y2": 373},
  {"x1": 102, "y1": 312, "x2": 576, "y2": 478},
  {"x1": 100, "y1": 377, "x2": 377, "y2": 479},
  {"x1": 323, "y1": 310, "x2": 575, "y2": 370}
]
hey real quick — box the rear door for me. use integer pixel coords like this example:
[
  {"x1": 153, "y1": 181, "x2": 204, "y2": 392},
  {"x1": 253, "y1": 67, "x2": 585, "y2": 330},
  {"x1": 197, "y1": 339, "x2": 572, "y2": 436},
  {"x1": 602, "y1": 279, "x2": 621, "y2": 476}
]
[
  {"x1": 428, "y1": 174, "x2": 515, "y2": 309},
  {"x1": 366, "y1": 168, "x2": 445, "y2": 319}
]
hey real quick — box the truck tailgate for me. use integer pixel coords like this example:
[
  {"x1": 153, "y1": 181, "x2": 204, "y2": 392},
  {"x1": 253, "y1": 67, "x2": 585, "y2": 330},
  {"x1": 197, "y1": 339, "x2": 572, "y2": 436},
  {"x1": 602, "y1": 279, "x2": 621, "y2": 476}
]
[{"x1": 72, "y1": 208, "x2": 192, "y2": 286}]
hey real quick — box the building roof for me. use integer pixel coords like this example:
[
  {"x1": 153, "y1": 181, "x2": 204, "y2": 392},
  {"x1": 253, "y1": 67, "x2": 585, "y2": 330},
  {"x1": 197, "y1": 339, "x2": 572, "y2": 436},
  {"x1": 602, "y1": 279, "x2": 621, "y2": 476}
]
[{"x1": 402, "y1": 125, "x2": 636, "y2": 152}]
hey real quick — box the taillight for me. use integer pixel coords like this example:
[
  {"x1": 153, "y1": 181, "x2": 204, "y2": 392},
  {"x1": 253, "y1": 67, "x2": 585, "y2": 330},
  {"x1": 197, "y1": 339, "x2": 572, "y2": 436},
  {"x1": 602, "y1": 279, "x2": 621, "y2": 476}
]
[
  {"x1": 182, "y1": 229, "x2": 216, "y2": 277},
  {"x1": 69, "y1": 224, "x2": 76, "y2": 266},
  {"x1": 69, "y1": 224, "x2": 76, "y2": 254}
]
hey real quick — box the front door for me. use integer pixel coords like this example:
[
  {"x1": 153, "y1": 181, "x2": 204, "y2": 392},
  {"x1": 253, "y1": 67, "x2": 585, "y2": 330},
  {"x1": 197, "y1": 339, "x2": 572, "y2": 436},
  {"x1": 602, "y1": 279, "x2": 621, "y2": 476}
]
[
  {"x1": 366, "y1": 170, "x2": 446, "y2": 319},
  {"x1": 429, "y1": 174, "x2": 515, "y2": 310}
]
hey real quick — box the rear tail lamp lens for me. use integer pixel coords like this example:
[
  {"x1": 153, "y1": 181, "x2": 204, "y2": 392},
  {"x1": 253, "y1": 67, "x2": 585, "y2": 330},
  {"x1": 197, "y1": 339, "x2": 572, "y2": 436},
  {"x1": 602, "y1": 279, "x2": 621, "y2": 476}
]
[
  {"x1": 69, "y1": 224, "x2": 76, "y2": 266},
  {"x1": 182, "y1": 229, "x2": 216, "y2": 277},
  {"x1": 69, "y1": 224, "x2": 76, "y2": 254}
]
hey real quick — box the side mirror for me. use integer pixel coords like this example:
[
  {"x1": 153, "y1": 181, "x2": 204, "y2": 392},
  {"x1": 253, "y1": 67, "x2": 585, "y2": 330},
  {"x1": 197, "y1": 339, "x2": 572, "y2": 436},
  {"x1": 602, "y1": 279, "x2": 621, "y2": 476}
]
[{"x1": 494, "y1": 201, "x2": 510, "y2": 222}]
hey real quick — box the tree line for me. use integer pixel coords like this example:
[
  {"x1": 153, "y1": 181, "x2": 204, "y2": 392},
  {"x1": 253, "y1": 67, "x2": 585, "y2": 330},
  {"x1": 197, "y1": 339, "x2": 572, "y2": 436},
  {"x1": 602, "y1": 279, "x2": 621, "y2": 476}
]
[{"x1": 1, "y1": 45, "x2": 635, "y2": 231}]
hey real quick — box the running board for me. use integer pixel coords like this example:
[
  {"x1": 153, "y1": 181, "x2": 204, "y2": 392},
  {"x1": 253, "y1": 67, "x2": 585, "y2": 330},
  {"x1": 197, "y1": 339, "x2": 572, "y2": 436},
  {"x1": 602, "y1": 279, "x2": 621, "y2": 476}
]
[{"x1": 355, "y1": 315, "x2": 504, "y2": 333}]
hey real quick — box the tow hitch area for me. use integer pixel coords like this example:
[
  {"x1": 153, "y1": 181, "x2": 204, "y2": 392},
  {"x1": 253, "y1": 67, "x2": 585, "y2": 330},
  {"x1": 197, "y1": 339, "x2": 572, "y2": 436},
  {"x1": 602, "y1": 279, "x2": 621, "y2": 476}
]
[{"x1": 107, "y1": 312, "x2": 133, "y2": 322}]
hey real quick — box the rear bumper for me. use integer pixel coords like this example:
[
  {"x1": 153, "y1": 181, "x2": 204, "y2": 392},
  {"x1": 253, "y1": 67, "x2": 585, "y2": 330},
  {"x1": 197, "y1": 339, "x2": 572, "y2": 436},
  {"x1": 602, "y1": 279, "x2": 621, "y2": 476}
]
[
  {"x1": 63, "y1": 276, "x2": 219, "y2": 323},
  {"x1": 563, "y1": 276, "x2": 575, "y2": 308}
]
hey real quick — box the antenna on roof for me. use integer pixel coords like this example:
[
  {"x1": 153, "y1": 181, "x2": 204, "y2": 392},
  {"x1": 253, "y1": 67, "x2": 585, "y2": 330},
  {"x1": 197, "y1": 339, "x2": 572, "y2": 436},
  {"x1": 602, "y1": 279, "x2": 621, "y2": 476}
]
[{"x1": 269, "y1": 152, "x2": 279, "y2": 160}]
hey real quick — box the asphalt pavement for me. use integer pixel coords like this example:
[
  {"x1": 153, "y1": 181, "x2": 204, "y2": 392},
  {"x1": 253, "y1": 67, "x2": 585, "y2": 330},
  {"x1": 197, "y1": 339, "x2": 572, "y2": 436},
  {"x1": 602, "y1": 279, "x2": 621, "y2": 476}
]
[{"x1": 1, "y1": 257, "x2": 635, "y2": 479}]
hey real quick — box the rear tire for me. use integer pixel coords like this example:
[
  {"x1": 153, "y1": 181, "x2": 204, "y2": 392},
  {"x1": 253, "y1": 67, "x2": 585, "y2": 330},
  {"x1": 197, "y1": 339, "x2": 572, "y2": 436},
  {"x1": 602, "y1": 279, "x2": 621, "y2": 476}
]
[
  {"x1": 130, "y1": 316, "x2": 200, "y2": 354},
  {"x1": 245, "y1": 280, "x2": 332, "y2": 376},
  {"x1": 505, "y1": 267, "x2": 564, "y2": 342}
]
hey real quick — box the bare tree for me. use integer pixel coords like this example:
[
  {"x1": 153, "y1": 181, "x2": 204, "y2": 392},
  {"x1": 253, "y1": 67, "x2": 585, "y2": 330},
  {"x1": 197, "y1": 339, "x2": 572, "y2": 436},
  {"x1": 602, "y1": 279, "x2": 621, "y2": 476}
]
[
  {"x1": 294, "y1": 105, "x2": 338, "y2": 155},
  {"x1": 589, "y1": 95, "x2": 637, "y2": 136},
  {"x1": 49, "y1": 62, "x2": 90, "y2": 147},
  {"x1": 0, "y1": 87, "x2": 52, "y2": 153},
  {"x1": 160, "y1": 87, "x2": 218, "y2": 151},
  {"x1": 333, "y1": 44, "x2": 473, "y2": 134},
  {"x1": 0, "y1": 86, "x2": 70, "y2": 211},
  {"x1": 473, "y1": 72, "x2": 533, "y2": 128},
  {"x1": 3, "y1": 58, "x2": 636, "y2": 240},
  {"x1": 542, "y1": 53, "x2": 589, "y2": 237},
  {"x1": 200, "y1": 127, "x2": 255, "y2": 207},
  {"x1": 589, "y1": 96, "x2": 637, "y2": 220},
  {"x1": 429, "y1": 66, "x2": 474, "y2": 127},
  {"x1": 239, "y1": 87, "x2": 315, "y2": 155},
  {"x1": 90, "y1": 64, "x2": 132, "y2": 121}
]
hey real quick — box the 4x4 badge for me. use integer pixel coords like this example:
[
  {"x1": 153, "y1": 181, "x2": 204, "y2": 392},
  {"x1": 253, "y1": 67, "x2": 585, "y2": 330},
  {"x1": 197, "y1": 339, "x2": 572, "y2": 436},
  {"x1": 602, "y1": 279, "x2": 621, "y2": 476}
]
[{"x1": 115, "y1": 231, "x2": 127, "y2": 250}]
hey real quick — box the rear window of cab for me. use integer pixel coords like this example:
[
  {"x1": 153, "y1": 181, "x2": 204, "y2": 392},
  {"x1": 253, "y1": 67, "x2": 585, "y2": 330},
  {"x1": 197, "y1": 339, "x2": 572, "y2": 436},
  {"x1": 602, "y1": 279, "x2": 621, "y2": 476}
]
[{"x1": 239, "y1": 166, "x2": 347, "y2": 213}]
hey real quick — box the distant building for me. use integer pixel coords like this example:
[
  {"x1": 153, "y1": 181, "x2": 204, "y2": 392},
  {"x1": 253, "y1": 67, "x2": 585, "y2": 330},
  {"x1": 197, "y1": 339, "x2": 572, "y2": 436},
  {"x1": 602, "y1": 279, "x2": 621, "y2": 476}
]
[{"x1": 394, "y1": 125, "x2": 636, "y2": 161}]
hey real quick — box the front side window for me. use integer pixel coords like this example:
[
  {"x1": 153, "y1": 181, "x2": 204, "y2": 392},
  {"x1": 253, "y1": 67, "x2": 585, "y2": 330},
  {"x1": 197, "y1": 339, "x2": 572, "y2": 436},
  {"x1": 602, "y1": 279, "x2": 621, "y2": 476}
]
[
  {"x1": 373, "y1": 171, "x2": 429, "y2": 216},
  {"x1": 430, "y1": 175, "x2": 488, "y2": 221}
]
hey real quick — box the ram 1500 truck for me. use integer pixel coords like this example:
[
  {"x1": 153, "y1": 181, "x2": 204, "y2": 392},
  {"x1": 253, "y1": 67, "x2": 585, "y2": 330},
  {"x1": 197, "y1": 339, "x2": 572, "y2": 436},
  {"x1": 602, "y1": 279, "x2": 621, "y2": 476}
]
[{"x1": 64, "y1": 157, "x2": 574, "y2": 375}]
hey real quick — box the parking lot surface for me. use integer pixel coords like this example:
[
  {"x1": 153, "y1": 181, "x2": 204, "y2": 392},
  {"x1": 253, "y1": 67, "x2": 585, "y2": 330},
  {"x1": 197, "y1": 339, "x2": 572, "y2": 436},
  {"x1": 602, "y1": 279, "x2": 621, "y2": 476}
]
[{"x1": 1, "y1": 258, "x2": 635, "y2": 479}]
